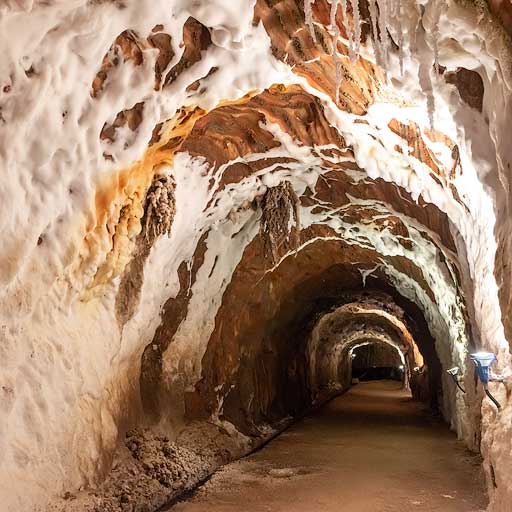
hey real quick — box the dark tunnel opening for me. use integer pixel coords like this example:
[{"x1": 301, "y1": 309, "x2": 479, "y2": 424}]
[{"x1": 350, "y1": 342, "x2": 406, "y2": 384}]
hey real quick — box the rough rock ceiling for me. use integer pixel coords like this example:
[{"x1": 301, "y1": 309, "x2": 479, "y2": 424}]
[{"x1": 1, "y1": 1, "x2": 512, "y2": 511}]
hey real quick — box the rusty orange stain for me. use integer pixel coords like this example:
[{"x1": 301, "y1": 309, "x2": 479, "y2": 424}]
[
  {"x1": 80, "y1": 106, "x2": 207, "y2": 289},
  {"x1": 80, "y1": 91, "x2": 264, "y2": 290}
]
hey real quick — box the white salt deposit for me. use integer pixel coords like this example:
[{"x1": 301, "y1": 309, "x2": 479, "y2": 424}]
[{"x1": 0, "y1": 0, "x2": 511, "y2": 510}]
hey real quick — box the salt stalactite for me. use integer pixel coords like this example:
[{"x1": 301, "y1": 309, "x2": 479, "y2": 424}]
[
  {"x1": 431, "y1": 2, "x2": 442, "y2": 75},
  {"x1": 259, "y1": 182, "x2": 300, "y2": 265},
  {"x1": 426, "y1": 82, "x2": 436, "y2": 132},
  {"x1": 415, "y1": 14, "x2": 436, "y2": 130},
  {"x1": 330, "y1": 0, "x2": 343, "y2": 104},
  {"x1": 360, "y1": 264, "x2": 381, "y2": 287},
  {"x1": 378, "y1": 0, "x2": 390, "y2": 66},
  {"x1": 350, "y1": 0, "x2": 361, "y2": 59},
  {"x1": 330, "y1": 0, "x2": 340, "y2": 59},
  {"x1": 392, "y1": 0, "x2": 405, "y2": 75},
  {"x1": 330, "y1": 0, "x2": 340, "y2": 52},
  {"x1": 144, "y1": 175, "x2": 176, "y2": 244},
  {"x1": 340, "y1": 0, "x2": 355, "y2": 63},
  {"x1": 368, "y1": 0, "x2": 383, "y2": 69},
  {"x1": 304, "y1": 0, "x2": 317, "y2": 43},
  {"x1": 425, "y1": 1, "x2": 445, "y2": 129}
]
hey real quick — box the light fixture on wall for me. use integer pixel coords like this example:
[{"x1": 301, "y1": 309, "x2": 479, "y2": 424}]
[
  {"x1": 469, "y1": 352, "x2": 502, "y2": 411},
  {"x1": 446, "y1": 366, "x2": 466, "y2": 394}
]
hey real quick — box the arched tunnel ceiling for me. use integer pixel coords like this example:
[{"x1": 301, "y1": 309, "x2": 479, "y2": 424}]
[
  {"x1": 1, "y1": 1, "x2": 512, "y2": 511},
  {"x1": 307, "y1": 294, "x2": 425, "y2": 369},
  {"x1": 307, "y1": 304, "x2": 417, "y2": 400}
]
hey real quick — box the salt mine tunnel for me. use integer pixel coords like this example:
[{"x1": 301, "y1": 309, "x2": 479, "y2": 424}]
[{"x1": 1, "y1": 0, "x2": 512, "y2": 511}]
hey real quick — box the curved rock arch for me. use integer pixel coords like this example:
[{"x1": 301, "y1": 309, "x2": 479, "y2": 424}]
[{"x1": 1, "y1": 0, "x2": 512, "y2": 510}]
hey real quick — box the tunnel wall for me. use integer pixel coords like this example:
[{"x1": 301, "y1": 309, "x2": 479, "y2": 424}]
[{"x1": 1, "y1": 1, "x2": 512, "y2": 511}]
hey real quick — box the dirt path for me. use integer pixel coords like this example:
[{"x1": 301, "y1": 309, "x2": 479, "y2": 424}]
[{"x1": 169, "y1": 381, "x2": 488, "y2": 512}]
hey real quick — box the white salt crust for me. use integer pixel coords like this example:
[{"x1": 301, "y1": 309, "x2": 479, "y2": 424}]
[{"x1": 0, "y1": 0, "x2": 511, "y2": 510}]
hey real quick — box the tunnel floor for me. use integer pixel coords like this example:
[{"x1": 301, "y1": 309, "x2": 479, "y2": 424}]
[{"x1": 168, "y1": 381, "x2": 488, "y2": 512}]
